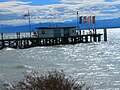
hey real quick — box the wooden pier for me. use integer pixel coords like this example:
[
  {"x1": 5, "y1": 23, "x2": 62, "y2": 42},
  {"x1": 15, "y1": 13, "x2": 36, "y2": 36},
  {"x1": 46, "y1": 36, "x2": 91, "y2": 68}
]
[{"x1": 0, "y1": 33, "x2": 102, "y2": 50}]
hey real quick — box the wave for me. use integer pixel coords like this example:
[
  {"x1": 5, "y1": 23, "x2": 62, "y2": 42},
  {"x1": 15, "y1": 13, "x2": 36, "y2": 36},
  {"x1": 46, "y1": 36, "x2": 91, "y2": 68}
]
[
  {"x1": 15, "y1": 64, "x2": 33, "y2": 69},
  {"x1": 3, "y1": 47, "x2": 15, "y2": 51}
]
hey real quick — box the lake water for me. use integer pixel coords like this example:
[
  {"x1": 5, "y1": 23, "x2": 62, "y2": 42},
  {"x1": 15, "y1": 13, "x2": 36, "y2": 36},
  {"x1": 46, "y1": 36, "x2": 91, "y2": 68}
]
[{"x1": 0, "y1": 29, "x2": 120, "y2": 90}]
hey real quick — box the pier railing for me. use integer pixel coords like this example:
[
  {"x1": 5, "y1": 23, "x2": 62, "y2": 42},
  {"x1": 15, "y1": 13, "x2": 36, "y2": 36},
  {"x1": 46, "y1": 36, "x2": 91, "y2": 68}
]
[{"x1": 0, "y1": 33, "x2": 32, "y2": 40}]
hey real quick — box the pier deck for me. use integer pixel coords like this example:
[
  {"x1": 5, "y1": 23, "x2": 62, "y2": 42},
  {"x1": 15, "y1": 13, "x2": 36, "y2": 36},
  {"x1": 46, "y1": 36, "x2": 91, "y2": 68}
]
[{"x1": 0, "y1": 34, "x2": 102, "y2": 50}]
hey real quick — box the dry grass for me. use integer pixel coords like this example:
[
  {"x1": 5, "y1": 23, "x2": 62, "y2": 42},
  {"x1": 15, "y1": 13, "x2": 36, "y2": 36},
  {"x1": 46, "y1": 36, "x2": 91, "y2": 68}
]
[{"x1": 4, "y1": 70, "x2": 90, "y2": 90}]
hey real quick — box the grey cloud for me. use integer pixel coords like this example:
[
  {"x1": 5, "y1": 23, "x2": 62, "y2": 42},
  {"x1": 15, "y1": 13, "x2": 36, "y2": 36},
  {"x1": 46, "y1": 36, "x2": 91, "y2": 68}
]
[{"x1": 1, "y1": 0, "x2": 120, "y2": 25}]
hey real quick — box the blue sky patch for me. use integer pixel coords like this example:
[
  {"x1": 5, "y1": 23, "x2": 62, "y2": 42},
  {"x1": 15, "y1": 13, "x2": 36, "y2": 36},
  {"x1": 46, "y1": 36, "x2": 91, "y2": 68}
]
[
  {"x1": 21, "y1": 0, "x2": 61, "y2": 6},
  {"x1": 105, "y1": 0, "x2": 117, "y2": 2}
]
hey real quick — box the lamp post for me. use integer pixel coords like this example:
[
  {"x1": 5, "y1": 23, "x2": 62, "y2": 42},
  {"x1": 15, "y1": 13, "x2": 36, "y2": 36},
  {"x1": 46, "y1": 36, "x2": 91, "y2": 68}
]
[
  {"x1": 24, "y1": 10, "x2": 31, "y2": 38},
  {"x1": 28, "y1": 10, "x2": 31, "y2": 37},
  {"x1": 77, "y1": 11, "x2": 79, "y2": 28}
]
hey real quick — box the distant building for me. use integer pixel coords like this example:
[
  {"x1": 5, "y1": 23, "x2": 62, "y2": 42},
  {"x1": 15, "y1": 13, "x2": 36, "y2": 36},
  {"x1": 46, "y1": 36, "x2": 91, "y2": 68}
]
[{"x1": 35, "y1": 26, "x2": 77, "y2": 38}]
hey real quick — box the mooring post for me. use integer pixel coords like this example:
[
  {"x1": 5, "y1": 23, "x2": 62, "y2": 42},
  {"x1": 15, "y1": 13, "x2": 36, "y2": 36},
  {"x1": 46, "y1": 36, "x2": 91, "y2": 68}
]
[{"x1": 104, "y1": 28, "x2": 107, "y2": 41}]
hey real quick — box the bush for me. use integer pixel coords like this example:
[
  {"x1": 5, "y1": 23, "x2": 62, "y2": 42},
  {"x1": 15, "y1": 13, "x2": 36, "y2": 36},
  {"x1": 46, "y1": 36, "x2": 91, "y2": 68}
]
[{"x1": 4, "y1": 70, "x2": 90, "y2": 90}]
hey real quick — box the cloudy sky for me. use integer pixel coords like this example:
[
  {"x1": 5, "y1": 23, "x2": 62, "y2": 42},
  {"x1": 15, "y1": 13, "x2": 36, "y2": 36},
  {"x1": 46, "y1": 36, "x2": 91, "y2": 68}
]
[{"x1": 0, "y1": 0, "x2": 120, "y2": 26}]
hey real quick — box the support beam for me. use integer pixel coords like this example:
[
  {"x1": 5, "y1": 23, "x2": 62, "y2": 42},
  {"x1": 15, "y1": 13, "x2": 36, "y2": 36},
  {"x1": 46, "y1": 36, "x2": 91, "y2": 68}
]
[{"x1": 104, "y1": 28, "x2": 107, "y2": 41}]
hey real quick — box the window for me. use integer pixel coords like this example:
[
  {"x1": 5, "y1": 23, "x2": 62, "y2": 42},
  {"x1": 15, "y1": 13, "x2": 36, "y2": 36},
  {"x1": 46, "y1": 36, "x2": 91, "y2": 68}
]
[
  {"x1": 42, "y1": 30, "x2": 45, "y2": 34},
  {"x1": 72, "y1": 30, "x2": 75, "y2": 32}
]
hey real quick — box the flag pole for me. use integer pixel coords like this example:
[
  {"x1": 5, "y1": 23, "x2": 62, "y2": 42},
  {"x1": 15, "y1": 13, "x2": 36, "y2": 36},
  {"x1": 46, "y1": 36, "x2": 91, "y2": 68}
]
[
  {"x1": 28, "y1": 10, "x2": 31, "y2": 37},
  {"x1": 77, "y1": 11, "x2": 79, "y2": 28}
]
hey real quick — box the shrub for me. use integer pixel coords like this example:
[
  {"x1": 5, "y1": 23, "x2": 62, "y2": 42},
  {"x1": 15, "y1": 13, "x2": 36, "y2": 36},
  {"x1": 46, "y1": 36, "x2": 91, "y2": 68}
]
[{"x1": 4, "y1": 70, "x2": 90, "y2": 90}]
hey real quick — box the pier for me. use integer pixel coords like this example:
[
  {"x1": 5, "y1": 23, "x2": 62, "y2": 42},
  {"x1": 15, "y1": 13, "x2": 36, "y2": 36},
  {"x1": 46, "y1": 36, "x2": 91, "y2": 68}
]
[
  {"x1": 0, "y1": 31, "x2": 102, "y2": 50},
  {"x1": 0, "y1": 13, "x2": 113, "y2": 50}
]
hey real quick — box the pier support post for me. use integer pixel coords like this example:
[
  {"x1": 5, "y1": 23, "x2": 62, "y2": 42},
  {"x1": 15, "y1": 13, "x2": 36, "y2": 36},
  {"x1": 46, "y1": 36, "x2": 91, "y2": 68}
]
[
  {"x1": 79, "y1": 30, "x2": 81, "y2": 35},
  {"x1": 104, "y1": 28, "x2": 107, "y2": 41},
  {"x1": 95, "y1": 29, "x2": 97, "y2": 35},
  {"x1": 98, "y1": 34, "x2": 101, "y2": 42},
  {"x1": 16, "y1": 33, "x2": 19, "y2": 47},
  {"x1": 80, "y1": 35, "x2": 83, "y2": 42},
  {"x1": 39, "y1": 38, "x2": 41, "y2": 45},
  {"x1": 1, "y1": 33, "x2": 3, "y2": 40},
  {"x1": 1, "y1": 33, "x2": 4, "y2": 47},
  {"x1": 1, "y1": 33, "x2": 5, "y2": 48},
  {"x1": 93, "y1": 29, "x2": 97, "y2": 42},
  {"x1": 85, "y1": 35, "x2": 88, "y2": 42},
  {"x1": 90, "y1": 35, "x2": 92, "y2": 42}
]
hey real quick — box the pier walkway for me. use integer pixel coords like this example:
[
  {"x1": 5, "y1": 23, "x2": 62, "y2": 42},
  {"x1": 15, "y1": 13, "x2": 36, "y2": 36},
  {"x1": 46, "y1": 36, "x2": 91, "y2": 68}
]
[{"x1": 0, "y1": 33, "x2": 102, "y2": 50}]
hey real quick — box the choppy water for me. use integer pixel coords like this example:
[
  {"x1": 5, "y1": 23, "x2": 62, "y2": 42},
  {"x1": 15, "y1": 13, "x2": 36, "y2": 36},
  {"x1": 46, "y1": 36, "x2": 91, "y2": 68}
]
[{"x1": 0, "y1": 29, "x2": 120, "y2": 90}]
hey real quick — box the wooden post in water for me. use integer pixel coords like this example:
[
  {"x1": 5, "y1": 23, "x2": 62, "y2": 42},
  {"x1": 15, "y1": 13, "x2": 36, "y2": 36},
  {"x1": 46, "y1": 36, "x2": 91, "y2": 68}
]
[
  {"x1": 16, "y1": 32, "x2": 19, "y2": 47},
  {"x1": 79, "y1": 30, "x2": 81, "y2": 35},
  {"x1": 95, "y1": 29, "x2": 97, "y2": 42},
  {"x1": 93, "y1": 29, "x2": 97, "y2": 42},
  {"x1": 1, "y1": 33, "x2": 3, "y2": 40},
  {"x1": 81, "y1": 35, "x2": 83, "y2": 42},
  {"x1": 104, "y1": 28, "x2": 107, "y2": 41},
  {"x1": 1, "y1": 33, "x2": 4, "y2": 47},
  {"x1": 98, "y1": 34, "x2": 101, "y2": 42},
  {"x1": 89, "y1": 31, "x2": 92, "y2": 42},
  {"x1": 85, "y1": 35, "x2": 88, "y2": 42},
  {"x1": 90, "y1": 36, "x2": 92, "y2": 42},
  {"x1": 94, "y1": 29, "x2": 97, "y2": 42}
]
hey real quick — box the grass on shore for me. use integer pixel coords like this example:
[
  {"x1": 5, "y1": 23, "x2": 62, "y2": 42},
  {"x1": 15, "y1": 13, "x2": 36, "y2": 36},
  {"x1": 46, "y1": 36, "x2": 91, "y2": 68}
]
[{"x1": 4, "y1": 70, "x2": 90, "y2": 90}]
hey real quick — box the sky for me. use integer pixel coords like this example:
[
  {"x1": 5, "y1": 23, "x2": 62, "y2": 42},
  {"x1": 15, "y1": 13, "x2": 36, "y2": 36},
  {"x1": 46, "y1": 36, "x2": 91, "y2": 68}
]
[{"x1": 0, "y1": 0, "x2": 120, "y2": 26}]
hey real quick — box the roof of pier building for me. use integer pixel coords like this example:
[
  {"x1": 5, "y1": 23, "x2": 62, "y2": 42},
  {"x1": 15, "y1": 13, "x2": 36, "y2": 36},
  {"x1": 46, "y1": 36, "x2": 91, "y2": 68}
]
[{"x1": 36, "y1": 26, "x2": 76, "y2": 30}]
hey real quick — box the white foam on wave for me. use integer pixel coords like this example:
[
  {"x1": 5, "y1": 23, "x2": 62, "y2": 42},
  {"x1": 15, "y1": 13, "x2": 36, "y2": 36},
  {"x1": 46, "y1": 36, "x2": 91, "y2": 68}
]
[
  {"x1": 0, "y1": 73, "x2": 4, "y2": 76},
  {"x1": 15, "y1": 64, "x2": 33, "y2": 69},
  {"x1": 4, "y1": 47, "x2": 15, "y2": 51}
]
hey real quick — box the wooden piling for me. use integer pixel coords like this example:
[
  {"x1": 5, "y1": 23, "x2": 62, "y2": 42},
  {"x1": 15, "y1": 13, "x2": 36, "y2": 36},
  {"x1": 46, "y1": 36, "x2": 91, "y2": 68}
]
[
  {"x1": 1, "y1": 33, "x2": 3, "y2": 40},
  {"x1": 104, "y1": 28, "x2": 107, "y2": 41},
  {"x1": 81, "y1": 35, "x2": 83, "y2": 42},
  {"x1": 79, "y1": 30, "x2": 81, "y2": 35},
  {"x1": 98, "y1": 34, "x2": 101, "y2": 42},
  {"x1": 85, "y1": 35, "x2": 88, "y2": 42},
  {"x1": 1, "y1": 33, "x2": 4, "y2": 47},
  {"x1": 90, "y1": 35, "x2": 92, "y2": 42},
  {"x1": 93, "y1": 29, "x2": 97, "y2": 42}
]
